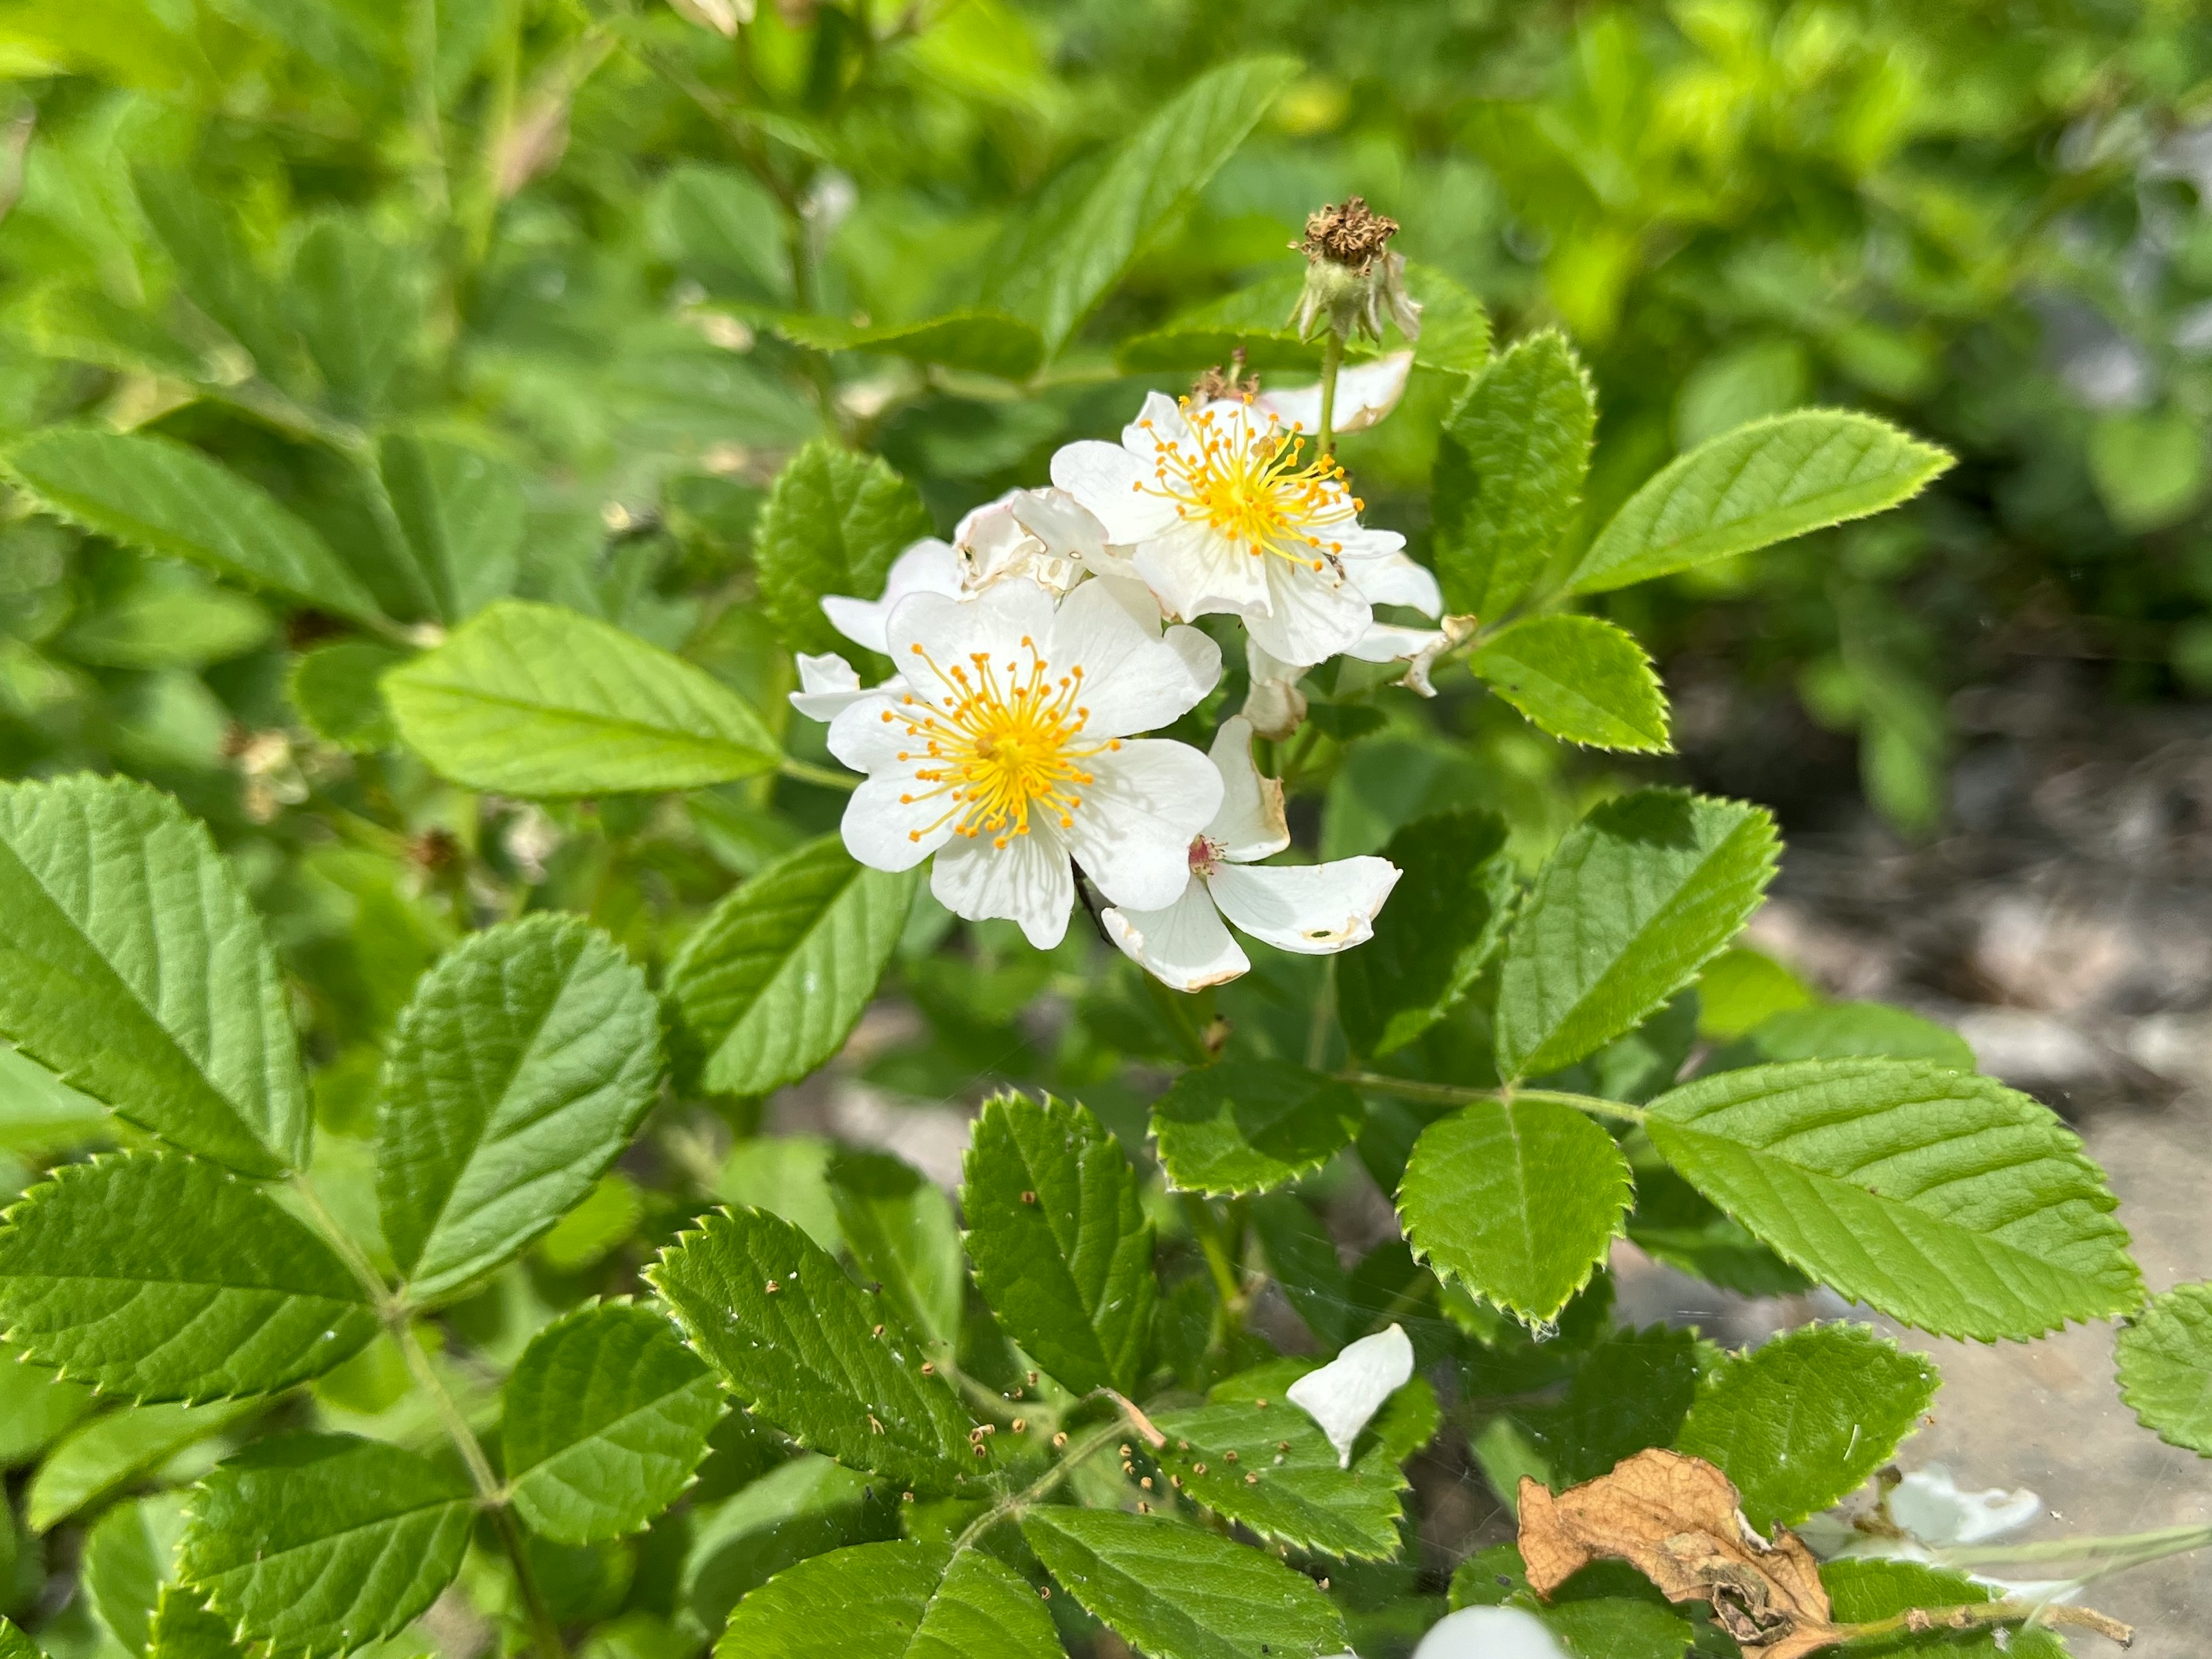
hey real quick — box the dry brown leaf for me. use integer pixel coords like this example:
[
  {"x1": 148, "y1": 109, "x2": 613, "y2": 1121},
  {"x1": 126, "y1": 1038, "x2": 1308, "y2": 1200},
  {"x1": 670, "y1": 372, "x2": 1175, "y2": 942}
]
[{"x1": 1518, "y1": 1449, "x2": 1844, "y2": 1659}]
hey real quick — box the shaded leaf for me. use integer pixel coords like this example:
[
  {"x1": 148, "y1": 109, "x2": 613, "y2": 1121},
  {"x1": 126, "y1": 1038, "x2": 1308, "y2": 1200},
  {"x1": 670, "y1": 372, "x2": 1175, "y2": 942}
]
[
  {"x1": 290, "y1": 217, "x2": 415, "y2": 421},
  {"x1": 1150, "y1": 1060, "x2": 1363, "y2": 1197},
  {"x1": 827, "y1": 1150, "x2": 964, "y2": 1354},
  {"x1": 753, "y1": 442, "x2": 935, "y2": 658},
  {"x1": 773, "y1": 310, "x2": 1044, "y2": 380},
  {"x1": 1647, "y1": 1059, "x2": 2142, "y2": 1340},
  {"x1": 28, "y1": 1399, "x2": 257, "y2": 1532},
  {"x1": 288, "y1": 641, "x2": 410, "y2": 753},
  {"x1": 1472, "y1": 615, "x2": 1670, "y2": 753},
  {"x1": 713, "y1": 1540, "x2": 1058, "y2": 1658},
  {"x1": 378, "y1": 435, "x2": 524, "y2": 623}
]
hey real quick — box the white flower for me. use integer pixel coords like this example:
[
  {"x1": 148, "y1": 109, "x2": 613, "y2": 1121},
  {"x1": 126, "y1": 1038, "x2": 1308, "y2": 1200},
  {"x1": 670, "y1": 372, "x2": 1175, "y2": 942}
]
[
  {"x1": 1410, "y1": 1607, "x2": 1568, "y2": 1659},
  {"x1": 827, "y1": 579, "x2": 1224, "y2": 949},
  {"x1": 956, "y1": 487, "x2": 1105, "y2": 597},
  {"x1": 1285, "y1": 1323, "x2": 1415, "y2": 1468},
  {"x1": 1255, "y1": 350, "x2": 1415, "y2": 435},
  {"x1": 1052, "y1": 391, "x2": 1436, "y2": 668},
  {"x1": 1240, "y1": 637, "x2": 1307, "y2": 740},
  {"x1": 820, "y1": 536, "x2": 965, "y2": 657},
  {"x1": 1102, "y1": 718, "x2": 1399, "y2": 991}
]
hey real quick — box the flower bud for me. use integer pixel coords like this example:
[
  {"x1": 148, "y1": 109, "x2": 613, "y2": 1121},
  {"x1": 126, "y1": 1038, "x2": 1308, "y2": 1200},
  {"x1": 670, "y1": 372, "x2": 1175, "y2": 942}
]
[{"x1": 1289, "y1": 196, "x2": 1421, "y2": 346}]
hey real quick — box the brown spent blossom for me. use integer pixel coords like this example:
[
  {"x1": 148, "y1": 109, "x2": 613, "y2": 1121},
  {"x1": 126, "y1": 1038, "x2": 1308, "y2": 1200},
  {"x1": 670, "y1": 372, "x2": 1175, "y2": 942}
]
[
  {"x1": 1192, "y1": 347, "x2": 1260, "y2": 404},
  {"x1": 1289, "y1": 196, "x2": 1422, "y2": 346},
  {"x1": 1294, "y1": 196, "x2": 1400, "y2": 273}
]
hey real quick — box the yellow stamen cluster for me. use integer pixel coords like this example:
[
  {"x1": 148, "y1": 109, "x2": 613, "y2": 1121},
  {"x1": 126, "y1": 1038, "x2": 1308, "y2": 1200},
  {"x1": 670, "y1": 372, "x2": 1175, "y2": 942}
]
[
  {"x1": 1135, "y1": 398, "x2": 1362, "y2": 573},
  {"x1": 884, "y1": 636, "x2": 1120, "y2": 850}
]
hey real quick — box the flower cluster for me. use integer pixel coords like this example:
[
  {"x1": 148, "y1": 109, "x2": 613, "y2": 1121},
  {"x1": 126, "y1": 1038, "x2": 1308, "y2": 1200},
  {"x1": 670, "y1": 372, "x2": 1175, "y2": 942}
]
[{"x1": 793, "y1": 374, "x2": 1456, "y2": 987}]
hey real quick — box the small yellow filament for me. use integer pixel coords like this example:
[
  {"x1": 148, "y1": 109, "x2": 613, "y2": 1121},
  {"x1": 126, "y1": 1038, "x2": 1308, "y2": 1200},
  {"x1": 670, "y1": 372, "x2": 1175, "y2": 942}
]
[
  {"x1": 885, "y1": 635, "x2": 1122, "y2": 848},
  {"x1": 1137, "y1": 398, "x2": 1358, "y2": 573}
]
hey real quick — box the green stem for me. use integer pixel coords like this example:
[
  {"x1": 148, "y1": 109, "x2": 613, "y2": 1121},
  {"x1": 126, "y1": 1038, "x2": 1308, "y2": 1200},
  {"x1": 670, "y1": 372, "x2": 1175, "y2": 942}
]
[
  {"x1": 1316, "y1": 330, "x2": 1344, "y2": 459},
  {"x1": 1839, "y1": 1599, "x2": 2133, "y2": 1647},
  {"x1": 1338, "y1": 1073, "x2": 1647, "y2": 1126},
  {"x1": 1182, "y1": 1194, "x2": 1245, "y2": 1318},
  {"x1": 950, "y1": 1419, "x2": 1122, "y2": 1554},
  {"x1": 778, "y1": 756, "x2": 859, "y2": 791},
  {"x1": 491, "y1": 1506, "x2": 570, "y2": 1659},
  {"x1": 1941, "y1": 1522, "x2": 2212, "y2": 1570}
]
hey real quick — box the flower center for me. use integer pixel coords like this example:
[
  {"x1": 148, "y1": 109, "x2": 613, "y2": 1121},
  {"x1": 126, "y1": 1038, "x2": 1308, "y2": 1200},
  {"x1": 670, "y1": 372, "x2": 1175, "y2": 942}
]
[
  {"x1": 885, "y1": 636, "x2": 1120, "y2": 850},
  {"x1": 1137, "y1": 399, "x2": 1362, "y2": 571},
  {"x1": 1188, "y1": 834, "x2": 1223, "y2": 877}
]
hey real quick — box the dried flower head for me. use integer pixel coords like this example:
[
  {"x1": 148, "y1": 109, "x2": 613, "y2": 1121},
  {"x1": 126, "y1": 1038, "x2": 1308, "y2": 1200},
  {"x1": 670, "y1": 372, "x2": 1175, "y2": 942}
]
[
  {"x1": 1295, "y1": 196, "x2": 1399, "y2": 273},
  {"x1": 1290, "y1": 196, "x2": 1422, "y2": 347},
  {"x1": 1192, "y1": 348, "x2": 1260, "y2": 405}
]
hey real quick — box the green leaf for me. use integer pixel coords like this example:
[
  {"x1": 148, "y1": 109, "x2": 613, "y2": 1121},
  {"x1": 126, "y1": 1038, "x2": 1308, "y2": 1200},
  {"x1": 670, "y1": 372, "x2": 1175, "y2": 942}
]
[
  {"x1": 1819, "y1": 1559, "x2": 2067, "y2": 1658},
  {"x1": 1406, "y1": 264, "x2": 1495, "y2": 378},
  {"x1": 1675, "y1": 1323, "x2": 1938, "y2": 1529},
  {"x1": 0, "y1": 1344, "x2": 96, "y2": 1469},
  {"x1": 1647, "y1": 1059, "x2": 2142, "y2": 1340},
  {"x1": 960, "y1": 1090, "x2": 1155, "y2": 1396},
  {"x1": 1151, "y1": 1376, "x2": 1416, "y2": 1560},
  {"x1": 1433, "y1": 330, "x2": 1595, "y2": 617},
  {"x1": 179, "y1": 1433, "x2": 474, "y2": 1658},
  {"x1": 0, "y1": 774, "x2": 312, "y2": 1176},
  {"x1": 772, "y1": 310, "x2": 1045, "y2": 381},
  {"x1": 1115, "y1": 271, "x2": 1324, "y2": 373},
  {"x1": 1448, "y1": 1546, "x2": 1692, "y2": 1659},
  {"x1": 713, "y1": 1540, "x2": 1058, "y2": 1659},
  {"x1": 649, "y1": 1206, "x2": 980, "y2": 1497},
  {"x1": 147, "y1": 1585, "x2": 243, "y2": 1659},
  {"x1": 1337, "y1": 808, "x2": 1516, "y2": 1059},
  {"x1": 289, "y1": 641, "x2": 410, "y2": 753},
  {"x1": 378, "y1": 914, "x2": 662, "y2": 1302},
  {"x1": 378, "y1": 435, "x2": 524, "y2": 622},
  {"x1": 680, "y1": 1455, "x2": 893, "y2": 1632},
  {"x1": 1566, "y1": 411, "x2": 1953, "y2": 596},
  {"x1": 1020, "y1": 1506, "x2": 1350, "y2": 1659},
  {"x1": 28, "y1": 1398, "x2": 257, "y2": 1532},
  {"x1": 0, "y1": 1621, "x2": 35, "y2": 1659},
  {"x1": 1150, "y1": 1060, "x2": 1362, "y2": 1197},
  {"x1": 387, "y1": 600, "x2": 779, "y2": 795},
  {"x1": 1471, "y1": 615, "x2": 1670, "y2": 752},
  {"x1": 61, "y1": 570, "x2": 272, "y2": 671},
  {"x1": 1529, "y1": 1325, "x2": 1703, "y2": 1487},
  {"x1": 984, "y1": 56, "x2": 1299, "y2": 354},
  {"x1": 290, "y1": 217, "x2": 415, "y2": 421},
  {"x1": 827, "y1": 1151, "x2": 965, "y2": 1354},
  {"x1": 1399, "y1": 1100, "x2": 1631, "y2": 1327},
  {"x1": 1705, "y1": 1002, "x2": 1976, "y2": 1074},
  {"x1": 1494, "y1": 789, "x2": 1779, "y2": 1081},
  {"x1": 2116, "y1": 1280, "x2": 2212, "y2": 1456},
  {"x1": 753, "y1": 442, "x2": 936, "y2": 658},
  {"x1": 85, "y1": 1493, "x2": 186, "y2": 1657},
  {"x1": 0, "y1": 429, "x2": 381, "y2": 623},
  {"x1": 0, "y1": 1153, "x2": 378, "y2": 1402},
  {"x1": 667, "y1": 836, "x2": 916, "y2": 1099},
  {"x1": 503, "y1": 1302, "x2": 724, "y2": 1545},
  {"x1": 1251, "y1": 1194, "x2": 1353, "y2": 1349}
]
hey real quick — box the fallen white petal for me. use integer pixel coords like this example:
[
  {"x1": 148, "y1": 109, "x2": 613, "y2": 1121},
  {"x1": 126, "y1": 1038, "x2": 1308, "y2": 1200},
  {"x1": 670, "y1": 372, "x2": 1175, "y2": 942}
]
[
  {"x1": 1411, "y1": 1605, "x2": 1568, "y2": 1659},
  {"x1": 1891, "y1": 1465, "x2": 2043, "y2": 1547},
  {"x1": 1286, "y1": 1324, "x2": 1415, "y2": 1468}
]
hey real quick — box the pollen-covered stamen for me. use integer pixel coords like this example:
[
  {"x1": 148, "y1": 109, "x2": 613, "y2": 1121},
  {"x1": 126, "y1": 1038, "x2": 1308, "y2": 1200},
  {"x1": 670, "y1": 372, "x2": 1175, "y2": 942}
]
[
  {"x1": 1136, "y1": 402, "x2": 1360, "y2": 573},
  {"x1": 888, "y1": 635, "x2": 1122, "y2": 849},
  {"x1": 1187, "y1": 835, "x2": 1224, "y2": 878}
]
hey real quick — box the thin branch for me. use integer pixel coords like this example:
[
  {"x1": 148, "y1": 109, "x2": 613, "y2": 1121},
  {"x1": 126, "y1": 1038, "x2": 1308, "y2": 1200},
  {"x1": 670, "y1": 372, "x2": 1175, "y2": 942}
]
[
  {"x1": 1337, "y1": 1073, "x2": 1648, "y2": 1126},
  {"x1": 1839, "y1": 1598, "x2": 2133, "y2": 1647},
  {"x1": 949, "y1": 1419, "x2": 1123, "y2": 1554}
]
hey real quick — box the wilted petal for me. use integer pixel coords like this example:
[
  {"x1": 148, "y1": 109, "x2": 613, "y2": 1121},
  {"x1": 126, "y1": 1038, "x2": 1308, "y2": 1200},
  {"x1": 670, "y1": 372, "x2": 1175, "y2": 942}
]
[
  {"x1": 1241, "y1": 636, "x2": 1307, "y2": 741},
  {"x1": 1889, "y1": 1466, "x2": 2043, "y2": 1547},
  {"x1": 1286, "y1": 1323, "x2": 1415, "y2": 1467}
]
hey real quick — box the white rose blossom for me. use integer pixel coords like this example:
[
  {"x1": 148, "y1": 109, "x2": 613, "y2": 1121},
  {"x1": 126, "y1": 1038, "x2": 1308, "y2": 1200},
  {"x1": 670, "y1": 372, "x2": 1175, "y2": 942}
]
[
  {"x1": 1052, "y1": 391, "x2": 1438, "y2": 668},
  {"x1": 1102, "y1": 717, "x2": 1399, "y2": 991},
  {"x1": 826, "y1": 579, "x2": 1224, "y2": 949}
]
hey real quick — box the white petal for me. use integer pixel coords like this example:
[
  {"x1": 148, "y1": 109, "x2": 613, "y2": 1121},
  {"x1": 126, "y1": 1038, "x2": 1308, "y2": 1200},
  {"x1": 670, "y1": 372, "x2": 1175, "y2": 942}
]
[
  {"x1": 1063, "y1": 739, "x2": 1224, "y2": 911},
  {"x1": 1285, "y1": 1324, "x2": 1415, "y2": 1468},
  {"x1": 1246, "y1": 552, "x2": 1372, "y2": 668},
  {"x1": 884, "y1": 582, "x2": 1056, "y2": 702},
  {"x1": 1257, "y1": 350, "x2": 1415, "y2": 435},
  {"x1": 839, "y1": 770, "x2": 952, "y2": 872},
  {"x1": 1050, "y1": 440, "x2": 1179, "y2": 543},
  {"x1": 1164, "y1": 623, "x2": 1223, "y2": 696},
  {"x1": 1411, "y1": 1607, "x2": 1570, "y2": 1659},
  {"x1": 824, "y1": 691, "x2": 911, "y2": 772},
  {"x1": 789, "y1": 652, "x2": 864, "y2": 721},
  {"x1": 1207, "y1": 857, "x2": 1400, "y2": 953},
  {"x1": 1044, "y1": 579, "x2": 1218, "y2": 738},
  {"x1": 1890, "y1": 1466, "x2": 2043, "y2": 1547},
  {"x1": 1007, "y1": 486, "x2": 1109, "y2": 565},
  {"x1": 1343, "y1": 621, "x2": 1448, "y2": 664},
  {"x1": 1240, "y1": 636, "x2": 1307, "y2": 741},
  {"x1": 1129, "y1": 517, "x2": 1270, "y2": 623},
  {"x1": 1101, "y1": 877, "x2": 1249, "y2": 991},
  {"x1": 1204, "y1": 716, "x2": 1289, "y2": 861},
  {"x1": 1349, "y1": 550, "x2": 1441, "y2": 616},
  {"x1": 1122, "y1": 388, "x2": 1190, "y2": 450},
  {"x1": 952, "y1": 488, "x2": 1022, "y2": 549},
  {"x1": 1093, "y1": 574, "x2": 1167, "y2": 630},
  {"x1": 820, "y1": 538, "x2": 963, "y2": 654},
  {"x1": 929, "y1": 827, "x2": 1074, "y2": 949}
]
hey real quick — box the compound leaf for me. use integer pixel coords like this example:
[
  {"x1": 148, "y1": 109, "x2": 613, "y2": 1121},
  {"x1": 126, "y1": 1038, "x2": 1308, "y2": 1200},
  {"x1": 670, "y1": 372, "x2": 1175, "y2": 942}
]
[
  {"x1": 1150, "y1": 1060, "x2": 1362, "y2": 1197},
  {"x1": 753, "y1": 442, "x2": 935, "y2": 658},
  {"x1": 1472, "y1": 615, "x2": 1669, "y2": 753},
  {"x1": 667, "y1": 835, "x2": 915, "y2": 1099},
  {"x1": 378, "y1": 915, "x2": 661, "y2": 1304},
  {"x1": 1567, "y1": 411, "x2": 1952, "y2": 596},
  {"x1": 1494, "y1": 789, "x2": 1778, "y2": 1081},
  {"x1": 0, "y1": 1154, "x2": 377, "y2": 1402},
  {"x1": 0, "y1": 428, "x2": 381, "y2": 623},
  {"x1": 179, "y1": 1434, "x2": 473, "y2": 1658},
  {"x1": 385, "y1": 600, "x2": 778, "y2": 795},
  {"x1": 650, "y1": 1206, "x2": 981, "y2": 1497},
  {"x1": 2116, "y1": 1281, "x2": 2212, "y2": 1456},
  {"x1": 713, "y1": 1540, "x2": 1058, "y2": 1659},
  {"x1": 0, "y1": 775, "x2": 311, "y2": 1176},
  {"x1": 1336, "y1": 808, "x2": 1515, "y2": 1059},
  {"x1": 1675, "y1": 1323, "x2": 1938, "y2": 1529},
  {"x1": 1020, "y1": 1506, "x2": 1349, "y2": 1659},
  {"x1": 1434, "y1": 330, "x2": 1594, "y2": 618},
  {"x1": 1399, "y1": 1100, "x2": 1631, "y2": 1327},
  {"x1": 503, "y1": 1302, "x2": 724, "y2": 1545},
  {"x1": 1647, "y1": 1059, "x2": 2142, "y2": 1340},
  {"x1": 961, "y1": 1091, "x2": 1155, "y2": 1396}
]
